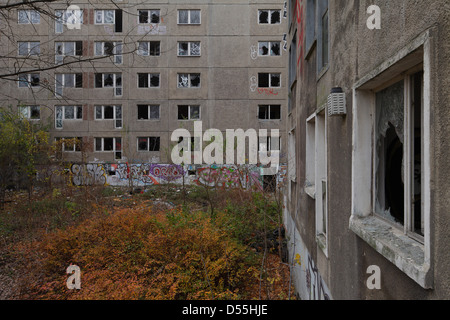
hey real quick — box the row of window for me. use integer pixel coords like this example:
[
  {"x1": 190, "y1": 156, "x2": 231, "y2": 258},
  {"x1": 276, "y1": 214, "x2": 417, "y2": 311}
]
[
  {"x1": 18, "y1": 72, "x2": 282, "y2": 96},
  {"x1": 56, "y1": 135, "x2": 281, "y2": 156},
  {"x1": 18, "y1": 40, "x2": 281, "y2": 62},
  {"x1": 18, "y1": 9, "x2": 282, "y2": 28},
  {"x1": 21, "y1": 104, "x2": 282, "y2": 125}
]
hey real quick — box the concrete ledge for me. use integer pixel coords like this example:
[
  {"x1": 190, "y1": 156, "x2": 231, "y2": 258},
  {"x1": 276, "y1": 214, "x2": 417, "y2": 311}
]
[{"x1": 349, "y1": 215, "x2": 433, "y2": 289}]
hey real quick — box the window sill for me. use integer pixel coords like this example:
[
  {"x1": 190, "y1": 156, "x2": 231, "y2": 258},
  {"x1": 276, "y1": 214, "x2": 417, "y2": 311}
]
[
  {"x1": 304, "y1": 185, "x2": 315, "y2": 199},
  {"x1": 349, "y1": 215, "x2": 433, "y2": 289}
]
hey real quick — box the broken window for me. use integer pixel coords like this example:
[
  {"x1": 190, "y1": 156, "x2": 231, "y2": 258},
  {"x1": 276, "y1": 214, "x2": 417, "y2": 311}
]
[
  {"x1": 138, "y1": 73, "x2": 160, "y2": 88},
  {"x1": 138, "y1": 41, "x2": 160, "y2": 56},
  {"x1": 178, "y1": 105, "x2": 200, "y2": 120},
  {"x1": 258, "y1": 105, "x2": 281, "y2": 120},
  {"x1": 138, "y1": 105, "x2": 160, "y2": 120},
  {"x1": 258, "y1": 10, "x2": 281, "y2": 24},
  {"x1": 139, "y1": 10, "x2": 160, "y2": 24},
  {"x1": 95, "y1": 105, "x2": 122, "y2": 128},
  {"x1": 258, "y1": 41, "x2": 281, "y2": 56},
  {"x1": 178, "y1": 41, "x2": 201, "y2": 56},
  {"x1": 258, "y1": 73, "x2": 281, "y2": 88},
  {"x1": 138, "y1": 137, "x2": 160, "y2": 152},
  {"x1": 95, "y1": 73, "x2": 122, "y2": 96},
  {"x1": 178, "y1": 73, "x2": 200, "y2": 88},
  {"x1": 19, "y1": 106, "x2": 40, "y2": 120}
]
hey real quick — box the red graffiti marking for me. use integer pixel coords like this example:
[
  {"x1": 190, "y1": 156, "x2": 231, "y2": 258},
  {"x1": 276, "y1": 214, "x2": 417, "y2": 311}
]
[
  {"x1": 296, "y1": 0, "x2": 305, "y2": 73},
  {"x1": 257, "y1": 88, "x2": 279, "y2": 96}
]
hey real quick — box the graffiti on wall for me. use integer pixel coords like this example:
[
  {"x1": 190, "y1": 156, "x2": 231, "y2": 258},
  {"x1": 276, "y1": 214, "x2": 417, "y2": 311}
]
[
  {"x1": 296, "y1": 0, "x2": 305, "y2": 72},
  {"x1": 69, "y1": 163, "x2": 279, "y2": 190},
  {"x1": 306, "y1": 254, "x2": 331, "y2": 300}
]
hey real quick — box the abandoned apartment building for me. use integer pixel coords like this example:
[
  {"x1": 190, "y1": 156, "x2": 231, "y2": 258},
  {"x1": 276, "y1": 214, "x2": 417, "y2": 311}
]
[
  {"x1": 0, "y1": 0, "x2": 288, "y2": 188},
  {"x1": 284, "y1": 0, "x2": 450, "y2": 299}
]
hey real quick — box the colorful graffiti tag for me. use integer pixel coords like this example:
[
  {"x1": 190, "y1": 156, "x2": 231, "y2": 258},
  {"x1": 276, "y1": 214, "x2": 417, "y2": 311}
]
[{"x1": 68, "y1": 163, "x2": 281, "y2": 190}]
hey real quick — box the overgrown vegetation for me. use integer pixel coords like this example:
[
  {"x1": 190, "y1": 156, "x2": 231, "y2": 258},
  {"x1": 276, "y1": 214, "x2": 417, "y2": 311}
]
[{"x1": 0, "y1": 183, "x2": 294, "y2": 300}]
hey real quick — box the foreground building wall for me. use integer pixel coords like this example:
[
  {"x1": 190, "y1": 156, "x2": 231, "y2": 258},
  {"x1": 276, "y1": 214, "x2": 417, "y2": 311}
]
[{"x1": 285, "y1": 0, "x2": 450, "y2": 299}]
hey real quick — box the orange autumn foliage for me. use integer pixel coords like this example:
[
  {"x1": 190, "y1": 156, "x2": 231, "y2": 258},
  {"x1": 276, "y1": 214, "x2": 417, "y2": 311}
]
[{"x1": 22, "y1": 204, "x2": 259, "y2": 300}]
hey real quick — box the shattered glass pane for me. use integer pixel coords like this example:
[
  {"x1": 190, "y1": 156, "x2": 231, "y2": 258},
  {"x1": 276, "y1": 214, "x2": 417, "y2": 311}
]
[
  {"x1": 376, "y1": 80, "x2": 405, "y2": 144},
  {"x1": 259, "y1": 42, "x2": 269, "y2": 56},
  {"x1": 95, "y1": 106, "x2": 102, "y2": 119},
  {"x1": 190, "y1": 42, "x2": 201, "y2": 56},
  {"x1": 151, "y1": 10, "x2": 160, "y2": 23},
  {"x1": 178, "y1": 42, "x2": 188, "y2": 56},
  {"x1": 150, "y1": 74, "x2": 160, "y2": 87},
  {"x1": 270, "y1": 74, "x2": 280, "y2": 87},
  {"x1": 150, "y1": 41, "x2": 160, "y2": 56},
  {"x1": 30, "y1": 106, "x2": 40, "y2": 119},
  {"x1": 190, "y1": 74, "x2": 200, "y2": 87},
  {"x1": 138, "y1": 42, "x2": 149, "y2": 56},
  {"x1": 271, "y1": 42, "x2": 280, "y2": 56},
  {"x1": 190, "y1": 106, "x2": 200, "y2": 119},
  {"x1": 178, "y1": 74, "x2": 189, "y2": 88},
  {"x1": 259, "y1": 10, "x2": 269, "y2": 24},
  {"x1": 139, "y1": 10, "x2": 149, "y2": 23},
  {"x1": 271, "y1": 10, "x2": 281, "y2": 24},
  {"x1": 56, "y1": 106, "x2": 63, "y2": 128}
]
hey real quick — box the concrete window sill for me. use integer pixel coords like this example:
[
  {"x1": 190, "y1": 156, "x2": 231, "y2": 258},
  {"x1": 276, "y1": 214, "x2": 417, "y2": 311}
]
[
  {"x1": 349, "y1": 215, "x2": 433, "y2": 289},
  {"x1": 304, "y1": 185, "x2": 315, "y2": 199}
]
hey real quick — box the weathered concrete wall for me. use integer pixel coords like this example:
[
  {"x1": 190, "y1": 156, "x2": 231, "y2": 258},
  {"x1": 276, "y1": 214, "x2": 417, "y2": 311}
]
[{"x1": 286, "y1": 0, "x2": 450, "y2": 300}]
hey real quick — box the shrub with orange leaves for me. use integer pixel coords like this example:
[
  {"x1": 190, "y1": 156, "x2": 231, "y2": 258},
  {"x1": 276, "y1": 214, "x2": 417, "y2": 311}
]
[{"x1": 22, "y1": 204, "x2": 259, "y2": 300}]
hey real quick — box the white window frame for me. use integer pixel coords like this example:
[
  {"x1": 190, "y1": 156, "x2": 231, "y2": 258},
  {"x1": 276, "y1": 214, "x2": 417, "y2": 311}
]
[
  {"x1": 94, "y1": 41, "x2": 123, "y2": 64},
  {"x1": 350, "y1": 31, "x2": 432, "y2": 289},
  {"x1": 95, "y1": 105, "x2": 122, "y2": 129},
  {"x1": 258, "y1": 41, "x2": 281, "y2": 56},
  {"x1": 137, "y1": 105, "x2": 160, "y2": 121},
  {"x1": 94, "y1": 137, "x2": 122, "y2": 160},
  {"x1": 138, "y1": 73, "x2": 160, "y2": 88},
  {"x1": 258, "y1": 105, "x2": 281, "y2": 120},
  {"x1": 177, "y1": 73, "x2": 201, "y2": 88},
  {"x1": 18, "y1": 73, "x2": 40, "y2": 88},
  {"x1": 138, "y1": 9, "x2": 161, "y2": 24},
  {"x1": 177, "y1": 9, "x2": 201, "y2": 25},
  {"x1": 18, "y1": 105, "x2": 40, "y2": 120},
  {"x1": 258, "y1": 73, "x2": 281, "y2": 88},
  {"x1": 95, "y1": 73, "x2": 123, "y2": 97},
  {"x1": 55, "y1": 41, "x2": 82, "y2": 64},
  {"x1": 55, "y1": 105, "x2": 83, "y2": 129},
  {"x1": 137, "y1": 137, "x2": 161, "y2": 152},
  {"x1": 258, "y1": 9, "x2": 281, "y2": 25},
  {"x1": 177, "y1": 105, "x2": 200, "y2": 121},
  {"x1": 18, "y1": 41, "x2": 40, "y2": 56},
  {"x1": 55, "y1": 73, "x2": 82, "y2": 97},
  {"x1": 177, "y1": 41, "x2": 201, "y2": 57},
  {"x1": 18, "y1": 10, "x2": 40, "y2": 24},
  {"x1": 137, "y1": 41, "x2": 161, "y2": 56},
  {"x1": 94, "y1": 10, "x2": 115, "y2": 25}
]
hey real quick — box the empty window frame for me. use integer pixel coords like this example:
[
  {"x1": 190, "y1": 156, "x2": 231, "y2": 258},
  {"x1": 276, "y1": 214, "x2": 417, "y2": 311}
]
[
  {"x1": 95, "y1": 73, "x2": 123, "y2": 96},
  {"x1": 258, "y1": 10, "x2": 281, "y2": 24},
  {"x1": 178, "y1": 10, "x2": 201, "y2": 24},
  {"x1": 18, "y1": 73, "x2": 40, "y2": 88},
  {"x1": 178, "y1": 105, "x2": 200, "y2": 120},
  {"x1": 138, "y1": 41, "x2": 160, "y2": 56},
  {"x1": 18, "y1": 10, "x2": 40, "y2": 24},
  {"x1": 55, "y1": 73, "x2": 83, "y2": 96},
  {"x1": 137, "y1": 105, "x2": 160, "y2": 120},
  {"x1": 18, "y1": 105, "x2": 40, "y2": 120},
  {"x1": 138, "y1": 73, "x2": 160, "y2": 88},
  {"x1": 95, "y1": 137, "x2": 122, "y2": 159},
  {"x1": 138, "y1": 10, "x2": 160, "y2": 24},
  {"x1": 18, "y1": 41, "x2": 40, "y2": 56},
  {"x1": 178, "y1": 73, "x2": 200, "y2": 88},
  {"x1": 95, "y1": 105, "x2": 122, "y2": 128},
  {"x1": 55, "y1": 137, "x2": 82, "y2": 152},
  {"x1": 374, "y1": 72, "x2": 424, "y2": 238},
  {"x1": 95, "y1": 41, "x2": 123, "y2": 64},
  {"x1": 258, "y1": 41, "x2": 281, "y2": 56},
  {"x1": 138, "y1": 137, "x2": 161, "y2": 152},
  {"x1": 258, "y1": 73, "x2": 281, "y2": 88},
  {"x1": 178, "y1": 136, "x2": 201, "y2": 152},
  {"x1": 258, "y1": 105, "x2": 281, "y2": 120},
  {"x1": 55, "y1": 105, "x2": 83, "y2": 129},
  {"x1": 178, "y1": 41, "x2": 201, "y2": 56},
  {"x1": 55, "y1": 41, "x2": 83, "y2": 64},
  {"x1": 55, "y1": 9, "x2": 83, "y2": 33}
]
